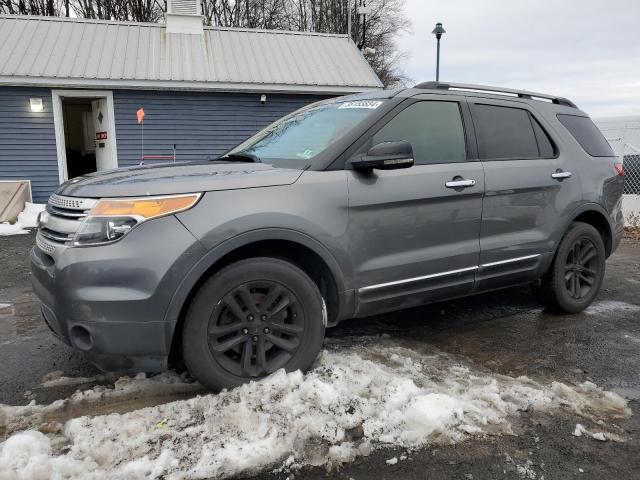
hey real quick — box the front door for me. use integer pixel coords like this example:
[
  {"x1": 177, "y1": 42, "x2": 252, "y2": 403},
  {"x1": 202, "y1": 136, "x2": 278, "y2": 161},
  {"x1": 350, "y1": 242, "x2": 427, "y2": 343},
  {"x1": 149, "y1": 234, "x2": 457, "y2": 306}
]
[
  {"x1": 468, "y1": 99, "x2": 583, "y2": 289},
  {"x1": 91, "y1": 98, "x2": 114, "y2": 172},
  {"x1": 347, "y1": 98, "x2": 484, "y2": 316}
]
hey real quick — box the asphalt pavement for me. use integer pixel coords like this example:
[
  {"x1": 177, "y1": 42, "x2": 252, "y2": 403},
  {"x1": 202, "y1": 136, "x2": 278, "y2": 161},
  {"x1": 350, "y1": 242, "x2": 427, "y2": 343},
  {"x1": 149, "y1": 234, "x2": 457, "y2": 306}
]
[{"x1": 1, "y1": 231, "x2": 639, "y2": 479}]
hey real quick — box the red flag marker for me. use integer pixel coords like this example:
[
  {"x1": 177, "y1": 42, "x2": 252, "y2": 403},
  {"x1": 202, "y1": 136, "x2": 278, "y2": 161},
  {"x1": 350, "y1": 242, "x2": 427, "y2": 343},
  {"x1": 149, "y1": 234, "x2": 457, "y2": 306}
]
[{"x1": 137, "y1": 108, "x2": 145, "y2": 124}]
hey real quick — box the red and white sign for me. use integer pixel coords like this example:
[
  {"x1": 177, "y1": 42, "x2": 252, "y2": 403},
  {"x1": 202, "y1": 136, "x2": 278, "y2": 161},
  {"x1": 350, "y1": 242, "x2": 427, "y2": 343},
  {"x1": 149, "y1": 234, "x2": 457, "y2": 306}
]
[{"x1": 96, "y1": 131, "x2": 108, "y2": 140}]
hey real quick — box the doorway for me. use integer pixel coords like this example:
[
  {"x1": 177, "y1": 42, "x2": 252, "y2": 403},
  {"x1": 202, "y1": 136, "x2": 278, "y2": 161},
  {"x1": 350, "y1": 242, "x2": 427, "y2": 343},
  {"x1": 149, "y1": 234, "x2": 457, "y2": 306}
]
[{"x1": 52, "y1": 90, "x2": 118, "y2": 183}]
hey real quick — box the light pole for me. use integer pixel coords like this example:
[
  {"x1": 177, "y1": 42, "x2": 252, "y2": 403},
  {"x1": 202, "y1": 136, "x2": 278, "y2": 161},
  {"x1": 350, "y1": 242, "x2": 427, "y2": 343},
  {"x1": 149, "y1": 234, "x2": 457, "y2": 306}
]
[
  {"x1": 357, "y1": 1, "x2": 371, "y2": 49},
  {"x1": 431, "y1": 22, "x2": 446, "y2": 82}
]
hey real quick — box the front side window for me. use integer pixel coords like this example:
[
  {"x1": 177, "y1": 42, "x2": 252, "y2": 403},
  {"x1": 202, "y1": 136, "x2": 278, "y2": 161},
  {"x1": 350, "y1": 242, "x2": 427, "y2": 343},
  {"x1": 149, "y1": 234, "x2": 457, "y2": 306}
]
[
  {"x1": 371, "y1": 101, "x2": 467, "y2": 165},
  {"x1": 473, "y1": 104, "x2": 540, "y2": 160},
  {"x1": 227, "y1": 99, "x2": 386, "y2": 167}
]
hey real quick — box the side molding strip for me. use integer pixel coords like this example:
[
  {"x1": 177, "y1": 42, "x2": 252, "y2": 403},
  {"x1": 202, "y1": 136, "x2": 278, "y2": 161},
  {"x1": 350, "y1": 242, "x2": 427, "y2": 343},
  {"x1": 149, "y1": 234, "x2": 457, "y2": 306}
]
[
  {"x1": 480, "y1": 254, "x2": 540, "y2": 269},
  {"x1": 358, "y1": 266, "x2": 478, "y2": 294},
  {"x1": 358, "y1": 254, "x2": 542, "y2": 294}
]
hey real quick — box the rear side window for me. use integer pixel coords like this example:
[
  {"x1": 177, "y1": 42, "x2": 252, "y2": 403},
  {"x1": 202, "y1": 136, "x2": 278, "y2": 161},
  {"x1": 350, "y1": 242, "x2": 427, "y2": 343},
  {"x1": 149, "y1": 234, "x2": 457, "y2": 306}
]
[
  {"x1": 557, "y1": 114, "x2": 615, "y2": 157},
  {"x1": 372, "y1": 101, "x2": 467, "y2": 165},
  {"x1": 473, "y1": 104, "x2": 541, "y2": 159}
]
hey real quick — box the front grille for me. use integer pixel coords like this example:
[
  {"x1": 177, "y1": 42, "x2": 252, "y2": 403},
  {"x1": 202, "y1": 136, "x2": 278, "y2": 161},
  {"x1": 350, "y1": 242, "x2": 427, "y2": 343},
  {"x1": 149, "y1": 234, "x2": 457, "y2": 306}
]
[
  {"x1": 40, "y1": 228, "x2": 72, "y2": 243},
  {"x1": 46, "y1": 204, "x2": 87, "y2": 219},
  {"x1": 49, "y1": 194, "x2": 97, "y2": 211},
  {"x1": 36, "y1": 194, "x2": 97, "y2": 256},
  {"x1": 36, "y1": 233, "x2": 56, "y2": 255}
]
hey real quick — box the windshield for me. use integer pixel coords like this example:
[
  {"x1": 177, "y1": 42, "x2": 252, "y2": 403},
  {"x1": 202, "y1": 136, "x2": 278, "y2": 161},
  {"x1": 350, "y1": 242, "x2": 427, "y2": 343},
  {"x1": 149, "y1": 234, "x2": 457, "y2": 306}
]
[{"x1": 226, "y1": 99, "x2": 386, "y2": 166}]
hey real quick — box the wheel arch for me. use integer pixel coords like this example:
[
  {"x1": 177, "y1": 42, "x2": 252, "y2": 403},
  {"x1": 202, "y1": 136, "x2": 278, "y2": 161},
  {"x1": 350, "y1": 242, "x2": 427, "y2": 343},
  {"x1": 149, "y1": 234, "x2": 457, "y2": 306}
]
[
  {"x1": 164, "y1": 229, "x2": 351, "y2": 364},
  {"x1": 568, "y1": 204, "x2": 613, "y2": 257}
]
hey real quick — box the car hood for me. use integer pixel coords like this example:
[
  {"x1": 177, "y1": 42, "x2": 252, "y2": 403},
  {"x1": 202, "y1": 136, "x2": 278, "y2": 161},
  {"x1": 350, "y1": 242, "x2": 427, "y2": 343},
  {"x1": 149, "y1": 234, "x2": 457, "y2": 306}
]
[{"x1": 56, "y1": 161, "x2": 305, "y2": 198}]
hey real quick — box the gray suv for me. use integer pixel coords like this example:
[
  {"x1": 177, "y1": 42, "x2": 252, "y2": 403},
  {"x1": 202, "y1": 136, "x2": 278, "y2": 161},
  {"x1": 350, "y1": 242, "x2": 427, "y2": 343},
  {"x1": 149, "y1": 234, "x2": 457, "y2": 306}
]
[{"x1": 31, "y1": 82, "x2": 625, "y2": 390}]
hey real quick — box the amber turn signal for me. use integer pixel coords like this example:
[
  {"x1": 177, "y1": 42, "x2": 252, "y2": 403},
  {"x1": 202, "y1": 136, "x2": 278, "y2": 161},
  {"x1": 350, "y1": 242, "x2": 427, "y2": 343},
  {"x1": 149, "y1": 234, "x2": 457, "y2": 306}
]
[{"x1": 90, "y1": 194, "x2": 201, "y2": 219}]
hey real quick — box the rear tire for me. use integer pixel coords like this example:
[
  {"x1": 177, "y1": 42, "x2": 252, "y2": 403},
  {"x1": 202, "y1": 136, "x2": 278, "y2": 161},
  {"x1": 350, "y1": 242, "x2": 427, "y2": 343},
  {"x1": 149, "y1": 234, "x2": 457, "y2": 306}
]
[
  {"x1": 182, "y1": 257, "x2": 325, "y2": 391},
  {"x1": 533, "y1": 222, "x2": 605, "y2": 313}
]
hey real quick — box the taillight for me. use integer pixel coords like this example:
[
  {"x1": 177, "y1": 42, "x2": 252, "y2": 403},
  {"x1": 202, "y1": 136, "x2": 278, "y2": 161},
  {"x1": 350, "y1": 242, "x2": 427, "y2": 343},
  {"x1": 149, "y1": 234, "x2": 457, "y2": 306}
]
[{"x1": 614, "y1": 163, "x2": 624, "y2": 176}]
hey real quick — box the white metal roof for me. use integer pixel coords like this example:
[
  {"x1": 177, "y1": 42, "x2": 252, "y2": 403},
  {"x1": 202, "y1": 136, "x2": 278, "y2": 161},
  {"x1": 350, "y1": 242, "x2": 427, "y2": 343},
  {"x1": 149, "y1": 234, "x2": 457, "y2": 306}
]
[{"x1": 0, "y1": 15, "x2": 383, "y2": 93}]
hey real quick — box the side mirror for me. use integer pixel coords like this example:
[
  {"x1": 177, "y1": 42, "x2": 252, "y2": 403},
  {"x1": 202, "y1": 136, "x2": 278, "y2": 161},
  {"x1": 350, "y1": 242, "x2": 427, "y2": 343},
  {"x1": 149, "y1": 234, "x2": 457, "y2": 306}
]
[{"x1": 350, "y1": 141, "x2": 414, "y2": 171}]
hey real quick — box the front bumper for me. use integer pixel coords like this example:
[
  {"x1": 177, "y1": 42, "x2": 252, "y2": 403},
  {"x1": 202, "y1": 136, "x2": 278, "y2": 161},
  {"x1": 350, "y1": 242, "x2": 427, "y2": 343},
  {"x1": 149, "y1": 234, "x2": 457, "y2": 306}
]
[{"x1": 30, "y1": 215, "x2": 205, "y2": 372}]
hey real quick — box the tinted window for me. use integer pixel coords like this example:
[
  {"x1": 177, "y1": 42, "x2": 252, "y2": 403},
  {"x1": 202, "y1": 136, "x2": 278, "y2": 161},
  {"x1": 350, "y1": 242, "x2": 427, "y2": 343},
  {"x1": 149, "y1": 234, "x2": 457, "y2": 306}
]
[
  {"x1": 557, "y1": 114, "x2": 614, "y2": 157},
  {"x1": 531, "y1": 116, "x2": 556, "y2": 158},
  {"x1": 473, "y1": 104, "x2": 539, "y2": 159},
  {"x1": 372, "y1": 101, "x2": 466, "y2": 165}
]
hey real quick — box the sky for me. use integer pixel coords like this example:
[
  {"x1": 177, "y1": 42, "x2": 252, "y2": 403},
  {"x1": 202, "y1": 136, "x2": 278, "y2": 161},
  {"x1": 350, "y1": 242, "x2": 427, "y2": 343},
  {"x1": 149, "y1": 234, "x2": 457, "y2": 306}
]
[{"x1": 396, "y1": 0, "x2": 640, "y2": 119}]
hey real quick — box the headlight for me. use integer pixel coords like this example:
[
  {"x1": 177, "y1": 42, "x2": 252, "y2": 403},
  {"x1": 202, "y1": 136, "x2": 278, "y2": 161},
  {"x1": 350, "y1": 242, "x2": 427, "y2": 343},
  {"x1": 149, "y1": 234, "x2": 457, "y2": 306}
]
[{"x1": 73, "y1": 193, "x2": 201, "y2": 246}]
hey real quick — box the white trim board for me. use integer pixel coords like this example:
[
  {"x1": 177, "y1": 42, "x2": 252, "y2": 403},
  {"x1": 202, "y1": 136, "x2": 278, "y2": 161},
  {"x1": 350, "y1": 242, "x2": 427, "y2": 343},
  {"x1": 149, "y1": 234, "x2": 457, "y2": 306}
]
[
  {"x1": 5, "y1": 77, "x2": 381, "y2": 94},
  {"x1": 51, "y1": 90, "x2": 118, "y2": 184}
]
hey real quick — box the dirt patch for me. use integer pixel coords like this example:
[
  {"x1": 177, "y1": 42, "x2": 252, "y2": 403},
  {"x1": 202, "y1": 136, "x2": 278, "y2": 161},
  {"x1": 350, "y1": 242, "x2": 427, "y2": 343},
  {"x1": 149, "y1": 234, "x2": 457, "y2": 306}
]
[{"x1": 623, "y1": 226, "x2": 640, "y2": 242}]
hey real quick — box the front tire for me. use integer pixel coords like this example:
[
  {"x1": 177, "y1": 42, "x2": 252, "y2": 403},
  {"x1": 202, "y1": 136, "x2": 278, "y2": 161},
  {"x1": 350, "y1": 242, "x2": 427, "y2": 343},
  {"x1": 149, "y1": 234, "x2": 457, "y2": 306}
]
[
  {"x1": 182, "y1": 257, "x2": 325, "y2": 391},
  {"x1": 533, "y1": 222, "x2": 606, "y2": 313}
]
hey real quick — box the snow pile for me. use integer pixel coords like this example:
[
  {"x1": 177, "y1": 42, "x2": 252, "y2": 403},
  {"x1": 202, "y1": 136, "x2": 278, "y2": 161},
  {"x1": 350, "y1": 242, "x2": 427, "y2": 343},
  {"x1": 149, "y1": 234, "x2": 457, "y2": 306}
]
[
  {"x1": 0, "y1": 202, "x2": 45, "y2": 236},
  {"x1": 0, "y1": 339, "x2": 630, "y2": 480}
]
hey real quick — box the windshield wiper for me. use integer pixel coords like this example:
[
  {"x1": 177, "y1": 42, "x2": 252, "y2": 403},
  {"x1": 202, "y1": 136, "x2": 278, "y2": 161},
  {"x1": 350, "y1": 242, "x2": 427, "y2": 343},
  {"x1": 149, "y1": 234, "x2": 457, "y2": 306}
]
[{"x1": 219, "y1": 152, "x2": 261, "y2": 163}]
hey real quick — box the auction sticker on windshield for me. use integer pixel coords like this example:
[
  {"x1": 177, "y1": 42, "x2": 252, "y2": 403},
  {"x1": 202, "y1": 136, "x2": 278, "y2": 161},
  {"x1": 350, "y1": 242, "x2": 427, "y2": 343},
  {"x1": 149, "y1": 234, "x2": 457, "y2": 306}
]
[{"x1": 338, "y1": 100, "x2": 383, "y2": 109}]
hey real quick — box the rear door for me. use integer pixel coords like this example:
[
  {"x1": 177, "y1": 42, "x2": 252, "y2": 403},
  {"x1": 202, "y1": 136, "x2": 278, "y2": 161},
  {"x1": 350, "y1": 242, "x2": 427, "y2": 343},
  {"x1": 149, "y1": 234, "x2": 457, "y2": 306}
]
[
  {"x1": 468, "y1": 99, "x2": 583, "y2": 289},
  {"x1": 347, "y1": 95, "x2": 485, "y2": 316}
]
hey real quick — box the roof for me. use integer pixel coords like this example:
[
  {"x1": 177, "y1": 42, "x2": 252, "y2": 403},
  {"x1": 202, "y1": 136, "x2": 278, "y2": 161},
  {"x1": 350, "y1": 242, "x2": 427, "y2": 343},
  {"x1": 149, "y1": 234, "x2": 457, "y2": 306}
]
[
  {"x1": 595, "y1": 116, "x2": 640, "y2": 156},
  {"x1": 0, "y1": 15, "x2": 383, "y2": 94}
]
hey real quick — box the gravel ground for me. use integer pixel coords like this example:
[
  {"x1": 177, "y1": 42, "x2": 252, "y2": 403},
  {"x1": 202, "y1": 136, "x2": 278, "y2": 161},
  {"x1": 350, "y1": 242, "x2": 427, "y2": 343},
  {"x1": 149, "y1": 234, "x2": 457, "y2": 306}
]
[{"x1": 1, "y1": 231, "x2": 639, "y2": 479}]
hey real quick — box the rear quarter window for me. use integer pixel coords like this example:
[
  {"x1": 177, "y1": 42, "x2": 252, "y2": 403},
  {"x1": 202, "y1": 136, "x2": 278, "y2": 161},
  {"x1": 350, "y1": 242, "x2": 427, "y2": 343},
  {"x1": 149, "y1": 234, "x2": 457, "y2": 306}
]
[{"x1": 557, "y1": 114, "x2": 615, "y2": 157}]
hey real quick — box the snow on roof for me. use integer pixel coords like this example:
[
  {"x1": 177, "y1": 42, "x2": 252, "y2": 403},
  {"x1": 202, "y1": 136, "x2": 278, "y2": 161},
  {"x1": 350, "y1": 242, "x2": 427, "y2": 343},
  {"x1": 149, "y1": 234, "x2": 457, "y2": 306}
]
[{"x1": 0, "y1": 15, "x2": 383, "y2": 94}]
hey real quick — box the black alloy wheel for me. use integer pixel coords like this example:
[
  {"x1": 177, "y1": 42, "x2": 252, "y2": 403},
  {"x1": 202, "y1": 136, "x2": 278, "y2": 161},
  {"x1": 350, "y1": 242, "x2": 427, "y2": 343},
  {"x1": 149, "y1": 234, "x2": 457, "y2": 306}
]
[
  {"x1": 208, "y1": 281, "x2": 304, "y2": 378},
  {"x1": 182, "y1": 257, "x2": 326, "y2": 391},
  {"x1": 533, "y1": 221, "x2": 606, "y2": 313},
  {"x1": 563, "y1": 237, "x2": 599, "y2": 300}
]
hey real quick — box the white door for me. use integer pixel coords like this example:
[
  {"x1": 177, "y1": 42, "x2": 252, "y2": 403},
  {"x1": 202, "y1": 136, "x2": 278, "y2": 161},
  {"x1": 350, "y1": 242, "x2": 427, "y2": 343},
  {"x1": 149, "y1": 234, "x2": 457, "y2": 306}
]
[{"x1": 91, "y1": 98, "x2": 116, "y2": 172}]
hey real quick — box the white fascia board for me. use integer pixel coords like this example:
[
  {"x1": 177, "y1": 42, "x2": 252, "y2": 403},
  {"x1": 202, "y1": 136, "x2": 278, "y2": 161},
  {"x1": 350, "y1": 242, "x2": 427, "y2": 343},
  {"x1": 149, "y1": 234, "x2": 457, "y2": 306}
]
[{"x1": 0, "y1": 76, "x2": 383, "y2": 95}]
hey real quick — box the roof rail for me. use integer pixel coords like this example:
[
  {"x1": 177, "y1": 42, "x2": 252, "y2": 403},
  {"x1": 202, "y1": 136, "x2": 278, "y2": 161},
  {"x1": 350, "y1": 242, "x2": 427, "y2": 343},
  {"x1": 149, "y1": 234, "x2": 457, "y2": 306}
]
[{"x1": 414, "y1": 81, "x2": 577, "y2": 108}]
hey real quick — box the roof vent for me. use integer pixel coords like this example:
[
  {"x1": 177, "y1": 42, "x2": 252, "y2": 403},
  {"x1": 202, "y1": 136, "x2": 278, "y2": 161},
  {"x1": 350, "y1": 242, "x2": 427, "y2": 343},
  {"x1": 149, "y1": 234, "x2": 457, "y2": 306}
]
[{"x1": 166, "y1": 0, "x2": 203, "y2": 34}]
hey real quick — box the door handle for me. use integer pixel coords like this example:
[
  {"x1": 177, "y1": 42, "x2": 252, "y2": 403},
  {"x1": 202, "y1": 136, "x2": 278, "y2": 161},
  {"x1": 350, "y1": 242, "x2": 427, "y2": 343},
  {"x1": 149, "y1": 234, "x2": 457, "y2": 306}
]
[
  {"x1": 551, "y1": 171, "x2": 572, "y2": 180},
  {"x1": 445, "y1": 179, "x2": 476, "y2": 188}
]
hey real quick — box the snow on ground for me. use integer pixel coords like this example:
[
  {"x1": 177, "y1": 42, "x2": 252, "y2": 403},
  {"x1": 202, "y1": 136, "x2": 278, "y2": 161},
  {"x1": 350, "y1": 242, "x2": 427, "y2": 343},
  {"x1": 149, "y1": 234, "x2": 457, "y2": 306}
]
[
  {"x1": 585, "y1": 300, "x2": 640, "y2": 315},
  {"x1": 40, "y1": 371, "x2": 119, "y2": 389},
  {"x1": 572, "y1": 423, "x2": 625, "y2": 442},
  {"x1": 1, "y1": 371, "x2": 202, "y2": 435},
  {"x1": 0, "y1": 203, "x2": 45, "y2": 236},
  {"x1": 0, "y1": 337, "x2": 631, "y2": 480}
]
